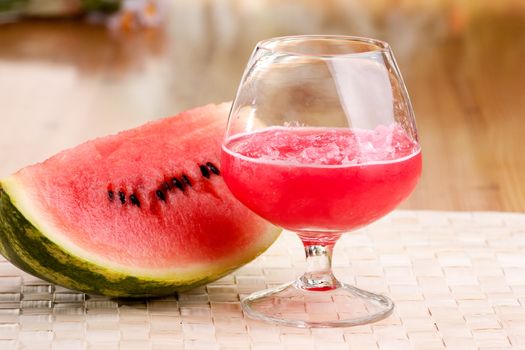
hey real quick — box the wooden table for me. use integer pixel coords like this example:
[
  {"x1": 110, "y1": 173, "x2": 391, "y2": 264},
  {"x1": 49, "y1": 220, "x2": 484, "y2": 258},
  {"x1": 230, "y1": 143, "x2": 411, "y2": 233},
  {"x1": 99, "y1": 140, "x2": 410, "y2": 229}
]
[{"x1": 0, "y1": 1, "x2": 524, "y2": 212}]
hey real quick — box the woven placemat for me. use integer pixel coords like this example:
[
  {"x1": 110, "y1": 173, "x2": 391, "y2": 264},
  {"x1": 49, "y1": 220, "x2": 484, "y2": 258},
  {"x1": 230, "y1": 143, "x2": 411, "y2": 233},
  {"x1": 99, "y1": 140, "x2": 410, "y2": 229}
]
[{"x1": 0, "y1": 210, "x2": 524, "y2": 350}]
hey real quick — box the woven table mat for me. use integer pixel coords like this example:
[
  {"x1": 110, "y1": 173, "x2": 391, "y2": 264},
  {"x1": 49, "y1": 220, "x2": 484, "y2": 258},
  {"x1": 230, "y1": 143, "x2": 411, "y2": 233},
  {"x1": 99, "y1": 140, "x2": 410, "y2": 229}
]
[{"x1": 0, "y1": 210, "x2": 524, "y2": 350}]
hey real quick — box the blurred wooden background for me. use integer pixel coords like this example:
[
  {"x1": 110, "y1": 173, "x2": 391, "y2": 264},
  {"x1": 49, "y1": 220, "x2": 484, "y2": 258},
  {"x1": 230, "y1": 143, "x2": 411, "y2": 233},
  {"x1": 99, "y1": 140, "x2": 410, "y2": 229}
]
[{"x1": 0, "y1": 0, "x2": 524, "y2": 212}]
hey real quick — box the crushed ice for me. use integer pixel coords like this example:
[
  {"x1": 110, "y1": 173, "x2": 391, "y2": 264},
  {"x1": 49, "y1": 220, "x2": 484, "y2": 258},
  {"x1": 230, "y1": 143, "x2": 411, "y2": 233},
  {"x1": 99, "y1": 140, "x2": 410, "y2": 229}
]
[{"x1": 228, "y1": 124, "x2": 418, "y2": 165}]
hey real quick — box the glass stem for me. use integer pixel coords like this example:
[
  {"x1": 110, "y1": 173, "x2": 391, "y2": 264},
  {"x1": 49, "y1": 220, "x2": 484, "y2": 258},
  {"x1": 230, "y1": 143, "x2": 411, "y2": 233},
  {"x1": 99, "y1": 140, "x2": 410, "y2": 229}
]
[{"x1": 296, "y1": 234, "x2": 341, "y2": 291}]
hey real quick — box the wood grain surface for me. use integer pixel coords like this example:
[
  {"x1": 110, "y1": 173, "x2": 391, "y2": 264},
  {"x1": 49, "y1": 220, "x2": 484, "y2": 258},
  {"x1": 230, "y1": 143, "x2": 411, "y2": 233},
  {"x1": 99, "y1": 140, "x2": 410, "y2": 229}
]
[{"x1": 0, "y1": 1, "x2": 524, "y2": 212}]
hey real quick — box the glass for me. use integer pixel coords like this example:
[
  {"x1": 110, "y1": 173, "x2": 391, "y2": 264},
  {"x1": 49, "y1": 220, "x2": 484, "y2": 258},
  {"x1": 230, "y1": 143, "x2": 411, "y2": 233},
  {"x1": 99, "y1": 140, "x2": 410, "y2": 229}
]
[{"x1": 221, "y1": 35, "x2": 422, "y2": 328}]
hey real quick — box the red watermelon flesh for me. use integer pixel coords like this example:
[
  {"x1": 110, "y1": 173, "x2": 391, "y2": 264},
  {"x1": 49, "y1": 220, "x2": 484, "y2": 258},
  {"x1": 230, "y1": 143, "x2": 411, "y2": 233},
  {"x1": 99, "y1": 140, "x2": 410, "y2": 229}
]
[{"x1": 0, "y1": 103, "x2": 278, "y2": 296}]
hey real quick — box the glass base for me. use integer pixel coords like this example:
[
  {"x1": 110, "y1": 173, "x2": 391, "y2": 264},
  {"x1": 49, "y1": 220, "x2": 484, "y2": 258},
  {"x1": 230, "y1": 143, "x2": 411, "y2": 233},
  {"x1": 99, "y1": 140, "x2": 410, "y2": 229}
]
[{"x1": 241, "y1": 280, "x2": 394, "y2": 328}]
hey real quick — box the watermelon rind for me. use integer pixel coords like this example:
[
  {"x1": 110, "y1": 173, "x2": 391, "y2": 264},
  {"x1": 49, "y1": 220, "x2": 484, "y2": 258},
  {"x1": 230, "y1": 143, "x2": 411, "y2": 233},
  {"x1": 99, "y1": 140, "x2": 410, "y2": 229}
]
[{"x1": 0, "y1": 181, "x2": 279, "y2": 297}]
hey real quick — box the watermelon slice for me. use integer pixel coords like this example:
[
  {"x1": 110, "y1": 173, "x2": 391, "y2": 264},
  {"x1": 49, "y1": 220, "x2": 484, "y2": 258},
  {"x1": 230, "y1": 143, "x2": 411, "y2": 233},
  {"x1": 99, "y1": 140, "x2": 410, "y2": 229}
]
[{"x1": 0, "y1": 103, "x2": 279, "y2": 297}]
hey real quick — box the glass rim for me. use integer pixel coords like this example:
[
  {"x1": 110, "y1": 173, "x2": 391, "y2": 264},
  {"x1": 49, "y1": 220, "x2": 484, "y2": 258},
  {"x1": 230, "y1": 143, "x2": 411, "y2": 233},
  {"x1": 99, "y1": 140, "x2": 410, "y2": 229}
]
[{"x1": 256, "y1": 35, "x2": 390, "y2": 58}]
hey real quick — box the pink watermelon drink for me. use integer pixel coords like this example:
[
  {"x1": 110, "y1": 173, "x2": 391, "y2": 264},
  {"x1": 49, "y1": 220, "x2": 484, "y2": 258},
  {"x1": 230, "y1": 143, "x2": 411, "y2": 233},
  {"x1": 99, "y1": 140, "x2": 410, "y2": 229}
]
[{"x1": 221, "y1": 124, "x2": 422, "y2": 236}]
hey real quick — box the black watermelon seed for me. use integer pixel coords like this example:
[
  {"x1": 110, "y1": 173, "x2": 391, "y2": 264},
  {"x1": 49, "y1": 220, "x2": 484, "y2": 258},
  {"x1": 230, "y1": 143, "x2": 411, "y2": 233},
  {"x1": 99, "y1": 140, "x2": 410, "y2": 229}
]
[
  {"x1": 118, "y1": 191, "x2": 126, "y2": 204},
  {"x1": 171, "y1": 177, "x2": 184, "y2": 191},
  {"x1": 130, "y1": 194, "x2": 140, "y2": 207},
  {"x1": 108, "y1": 190, "x2": 114, "y2": 201},
  {"x1": 206, "y1": 162, "x2": 220, "y2": 175},
  {"x1": 199, "y1": 165, "x2": 210, "y2": 178},
  {"x1": 182, "y1": 174, "x2": 192, "y2": 186},
  {"x1": 156, "y1": 190, "x2": 166, "y2": 201}
]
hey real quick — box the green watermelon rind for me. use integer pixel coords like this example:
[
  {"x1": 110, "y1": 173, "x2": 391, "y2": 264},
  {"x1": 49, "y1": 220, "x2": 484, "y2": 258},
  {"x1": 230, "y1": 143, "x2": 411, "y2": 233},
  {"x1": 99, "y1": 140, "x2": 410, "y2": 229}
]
[{"x1": 0, "y1": 184, "x2": 278, "y2": 297}]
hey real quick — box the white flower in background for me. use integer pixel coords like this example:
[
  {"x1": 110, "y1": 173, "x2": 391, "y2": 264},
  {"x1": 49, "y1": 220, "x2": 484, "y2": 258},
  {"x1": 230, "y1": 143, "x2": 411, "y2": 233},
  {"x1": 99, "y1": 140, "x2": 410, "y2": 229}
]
[{"x1": 109, "y1": 0, "x2": 166, "y2": 31}]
